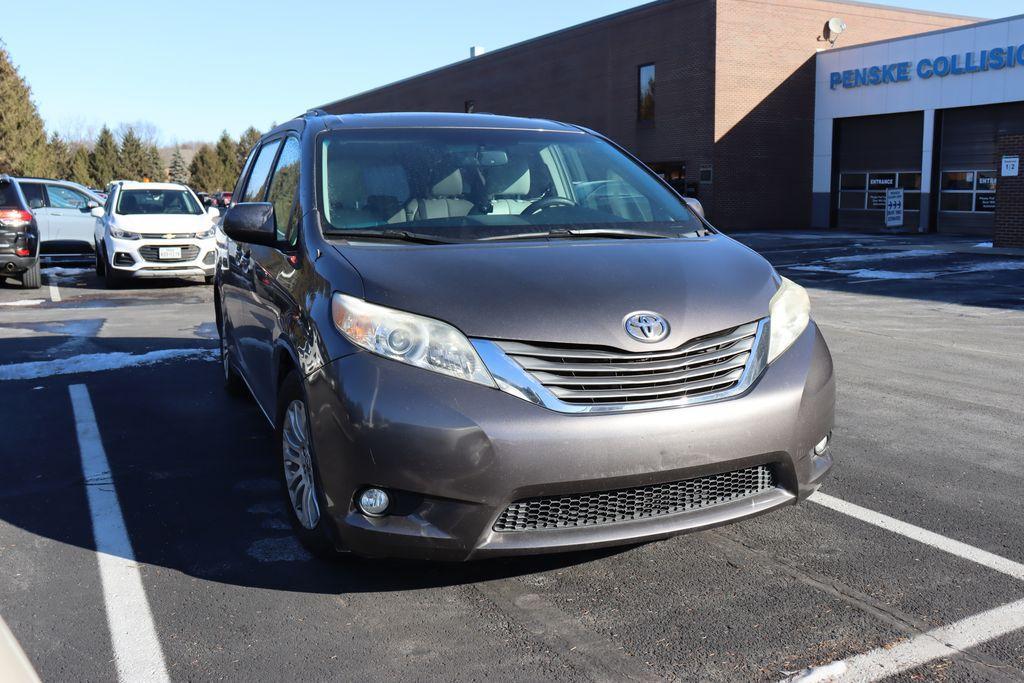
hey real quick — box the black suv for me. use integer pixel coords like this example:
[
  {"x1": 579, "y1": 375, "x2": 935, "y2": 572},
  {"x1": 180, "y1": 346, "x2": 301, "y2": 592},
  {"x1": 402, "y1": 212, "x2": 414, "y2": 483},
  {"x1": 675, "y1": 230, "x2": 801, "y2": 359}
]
[{"x1": 0, "y1": 175, "x2": 41, "y2": 289}]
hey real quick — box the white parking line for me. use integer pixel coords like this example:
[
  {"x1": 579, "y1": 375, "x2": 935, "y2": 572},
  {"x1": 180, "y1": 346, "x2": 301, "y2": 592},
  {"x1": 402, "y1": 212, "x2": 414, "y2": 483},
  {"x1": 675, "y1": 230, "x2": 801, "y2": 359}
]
[
  {"x1": 795, "y1": 492, "x2": 1024, "y2": 681},
  {"x1": 810, "y1": 492, "x2": 1024, "y2": 581},
  {"x1": 69, "y1": 384, "x2": 170, "y2": 683},
  {"x1": 48, "y1": 284, "x2": 61, "y2": 303},
  {"x1": 792, "y1": 597, "x2": 1024, "y2": 682}
]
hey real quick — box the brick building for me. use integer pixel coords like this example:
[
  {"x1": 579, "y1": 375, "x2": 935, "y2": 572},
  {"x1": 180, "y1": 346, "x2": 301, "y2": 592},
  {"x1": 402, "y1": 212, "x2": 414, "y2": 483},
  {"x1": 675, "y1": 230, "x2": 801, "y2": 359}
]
[{"x1": 321, "y1": 0, "x2": 981, "y2": 232}]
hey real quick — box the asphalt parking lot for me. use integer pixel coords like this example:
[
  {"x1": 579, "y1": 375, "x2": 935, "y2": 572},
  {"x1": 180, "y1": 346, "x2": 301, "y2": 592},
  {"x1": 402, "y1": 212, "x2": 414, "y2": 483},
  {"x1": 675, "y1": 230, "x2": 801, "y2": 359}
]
[{"x1": 0, "y1": 233, "x2": 1022, "y2": 682}]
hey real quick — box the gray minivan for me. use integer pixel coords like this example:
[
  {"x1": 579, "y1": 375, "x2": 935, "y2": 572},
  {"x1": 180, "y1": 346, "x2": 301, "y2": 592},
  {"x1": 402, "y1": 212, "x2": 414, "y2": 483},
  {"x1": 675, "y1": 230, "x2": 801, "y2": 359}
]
[{"x1": 217, "y1": 112, "x2": 834, "y2": 560}]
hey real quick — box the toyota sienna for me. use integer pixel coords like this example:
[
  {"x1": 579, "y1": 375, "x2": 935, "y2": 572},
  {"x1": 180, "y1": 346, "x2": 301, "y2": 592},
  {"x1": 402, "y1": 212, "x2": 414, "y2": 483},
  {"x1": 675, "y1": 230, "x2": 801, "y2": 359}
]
[{"x1": 217, "y1": 112, "x2": 834, "y2": 560}]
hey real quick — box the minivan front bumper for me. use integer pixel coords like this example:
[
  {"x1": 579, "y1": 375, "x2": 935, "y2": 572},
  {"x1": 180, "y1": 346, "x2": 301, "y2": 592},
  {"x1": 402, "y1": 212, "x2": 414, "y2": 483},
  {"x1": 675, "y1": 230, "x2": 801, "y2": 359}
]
[{"x1": 305, "y1": 321, "x2": 834, "y2": 560}]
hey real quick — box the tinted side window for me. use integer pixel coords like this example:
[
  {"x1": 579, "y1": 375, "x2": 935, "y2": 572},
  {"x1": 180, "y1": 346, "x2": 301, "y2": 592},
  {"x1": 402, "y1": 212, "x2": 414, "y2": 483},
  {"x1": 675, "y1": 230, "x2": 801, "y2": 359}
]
[
  {"x1": 0, "y1": 180, "x2": 20, "y2": 207},
  {"x1": 241, "y1": 140, "x2": 282, "y2": 203},
  {"x1": 20, "y1": 182, "x2": 48, "y2": 209},
  {"x1": 266, "y1": 137, "x2": 301, "y2": 243},
  {"x1": 47, "y1": 185, "x2": 89, "y2": 209}
]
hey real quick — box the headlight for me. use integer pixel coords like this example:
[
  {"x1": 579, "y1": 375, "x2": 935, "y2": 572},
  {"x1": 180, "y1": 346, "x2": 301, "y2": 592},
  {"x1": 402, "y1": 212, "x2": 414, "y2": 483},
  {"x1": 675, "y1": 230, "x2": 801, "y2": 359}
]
[
  {"x1": 767, "y1": 277, "x2": 810, "y2": 364},
  {"x1": 110, "y1": 227, "x2": 141, "y2": 240},
  {"x1": 194, "y1": 227, "x2": 215, "y2": 239},
  {"x1": 331, "y1": 293, "x2": 496, "y2": 387}
]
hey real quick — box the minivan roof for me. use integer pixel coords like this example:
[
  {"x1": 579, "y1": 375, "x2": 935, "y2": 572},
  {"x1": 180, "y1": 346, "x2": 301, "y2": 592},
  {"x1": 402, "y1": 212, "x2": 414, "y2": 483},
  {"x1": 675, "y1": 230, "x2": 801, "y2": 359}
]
[{"x1": 317, "y1": 112, "x2": 581, "y2": 133}]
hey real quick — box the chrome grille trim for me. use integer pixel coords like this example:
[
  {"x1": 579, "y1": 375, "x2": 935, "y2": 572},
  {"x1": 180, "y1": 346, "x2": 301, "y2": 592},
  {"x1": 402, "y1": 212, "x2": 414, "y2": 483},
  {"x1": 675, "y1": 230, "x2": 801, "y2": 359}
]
[
  {"x1": 494, "y1": 465, "x2": 776, "y2": 531},
  {"x1": 473, "y1": 319, "x2": 769, "y2": 413}
]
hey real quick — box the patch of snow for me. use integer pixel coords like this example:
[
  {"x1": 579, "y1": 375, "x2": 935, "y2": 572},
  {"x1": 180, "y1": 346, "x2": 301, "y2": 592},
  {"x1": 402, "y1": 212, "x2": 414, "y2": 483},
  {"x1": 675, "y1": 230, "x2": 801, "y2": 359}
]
[
  {"x1": 959, "y1": 260, "x2": 1024, "y2": 273},
  {"x1": 789, "y1": 265, "x2": 939, "y2": 280},
  {"x1": 974, "y1": 242, "x2": 993, "y2": 248},
  {"x1": 42, "y1": 266, "x2": 91, "y2": 275},
  {"x1": 0, "y1": 299, "x2": 45, "y2": 307},
  {"x1": 825, "y1": 249, "x2": 945, "y2": 264},
  {"x1": 0, "y1": 347, "x2": 217, "y2": 381}
]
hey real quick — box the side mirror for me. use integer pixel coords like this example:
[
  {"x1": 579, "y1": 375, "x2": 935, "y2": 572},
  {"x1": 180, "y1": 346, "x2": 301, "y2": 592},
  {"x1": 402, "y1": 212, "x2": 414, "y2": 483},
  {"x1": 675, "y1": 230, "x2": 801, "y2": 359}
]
[
  {"x1": 207, "y1": 206, "x2": 221, "y2": 219},
  {"x1": 90, "y1": 207, "x2": 105, "y2": 218},
  {"x1": 683, "y1": 197, "x2": 705, "y2": 219},
  {"x1": 86, "y1": 200, "x2": 100, "y2": 209},
  {"x1": 223, "y1": 202, "x2": 276, "y2": 246}
]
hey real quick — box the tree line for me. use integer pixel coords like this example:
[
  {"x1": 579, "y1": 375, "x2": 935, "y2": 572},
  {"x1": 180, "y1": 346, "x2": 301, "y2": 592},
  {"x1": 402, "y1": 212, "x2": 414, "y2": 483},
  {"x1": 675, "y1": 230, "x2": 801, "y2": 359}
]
[{"x1": 1, "y1": 42, "x2": 261, "y2": 193}]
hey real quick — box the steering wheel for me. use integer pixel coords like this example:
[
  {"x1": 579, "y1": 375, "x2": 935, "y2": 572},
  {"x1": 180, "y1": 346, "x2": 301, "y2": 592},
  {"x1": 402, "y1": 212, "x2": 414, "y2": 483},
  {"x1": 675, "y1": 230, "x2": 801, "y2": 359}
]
[{"x1": 523, "y1": 197, "x2": 576, "y2": 215}]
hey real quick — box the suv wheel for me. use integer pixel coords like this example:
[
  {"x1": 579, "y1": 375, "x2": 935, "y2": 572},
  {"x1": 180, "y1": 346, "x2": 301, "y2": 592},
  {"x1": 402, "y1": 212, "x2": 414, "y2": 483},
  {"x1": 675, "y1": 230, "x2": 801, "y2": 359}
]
[
  {"x1": 277, "y1": 371, "x2": 338, "y2": 558},
  {"x1": 219, "y1": 323, "x2": 244, "y2": 396},
  {"x1": 95, "y1": 245, "x2": 106, "y2": 276},
  {"x1": 20, "y1": 262, "x2": 41, "y2": 289}
]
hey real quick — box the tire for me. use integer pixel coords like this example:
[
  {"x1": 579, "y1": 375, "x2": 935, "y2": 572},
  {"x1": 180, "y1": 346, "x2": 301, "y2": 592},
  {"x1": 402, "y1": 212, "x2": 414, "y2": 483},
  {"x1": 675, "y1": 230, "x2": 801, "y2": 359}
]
[
  {"x1": 20, "y1": 261, "x2": 41, "y2": 289},
  {"x1": 104, "y1": 264, "x2": 123, "y2": 289},
  {"x1": 204, "y1": 275, "x2": 215, "y2": 285},
  {"x1": 219, "y1": 322, "x2": 245, "y2": 396},
  {"x1": 277, "y1": 371, "x2": 339, "y2": 558},
  {"x1": 95, "y1": 245, "x2": 106, "y2": 276}
]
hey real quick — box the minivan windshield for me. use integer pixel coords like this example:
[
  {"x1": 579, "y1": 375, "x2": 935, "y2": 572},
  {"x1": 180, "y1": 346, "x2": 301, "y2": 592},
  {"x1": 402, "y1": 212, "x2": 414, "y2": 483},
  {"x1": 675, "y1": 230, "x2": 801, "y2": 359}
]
[
  {"x1": 318, "y1": 128, "x2": 705, "y2": 241},
  {"x1": 116, "y1": 189, "x2": 202, "y2": 215}
]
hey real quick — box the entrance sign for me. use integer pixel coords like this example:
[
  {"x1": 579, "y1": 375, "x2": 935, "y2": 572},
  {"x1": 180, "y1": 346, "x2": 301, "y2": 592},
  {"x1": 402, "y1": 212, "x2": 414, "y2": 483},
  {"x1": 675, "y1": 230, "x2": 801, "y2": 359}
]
[
  {"x1": 885, "y1": 189, "x2": 904, "y2": 228},
  {"x1": 1003, "y1": 155, "x2": 1020, "y2": 177}
]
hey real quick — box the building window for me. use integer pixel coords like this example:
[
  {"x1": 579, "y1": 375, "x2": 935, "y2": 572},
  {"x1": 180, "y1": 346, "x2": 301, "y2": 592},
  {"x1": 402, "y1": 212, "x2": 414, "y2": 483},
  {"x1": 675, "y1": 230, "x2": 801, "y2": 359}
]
[
  {"x1": 939, "y1": 170, "x2": 996, "y2": 213},
  {"x1": 638, "y1": 63, "x2": 655, "y2": 122},
  {"x1": 838, "y1": 171, "x2": 921, "y2": 211}
]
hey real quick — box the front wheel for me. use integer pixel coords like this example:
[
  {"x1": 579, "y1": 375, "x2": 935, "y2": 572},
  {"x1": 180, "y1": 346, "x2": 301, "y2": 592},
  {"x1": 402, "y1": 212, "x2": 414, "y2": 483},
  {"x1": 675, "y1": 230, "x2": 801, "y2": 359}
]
[
  {"x1": 20, "y1": 261, "x2": 41, "y2": 289},
  {"x1": 95, "y1": 245, "x2": 106, "y2": 276},
  {"x1": 277, "y1": 371, "x2": 338, "y2": 558},
  {"x1": 219, "y1": 321, "x2": 245, "y2": 396}
]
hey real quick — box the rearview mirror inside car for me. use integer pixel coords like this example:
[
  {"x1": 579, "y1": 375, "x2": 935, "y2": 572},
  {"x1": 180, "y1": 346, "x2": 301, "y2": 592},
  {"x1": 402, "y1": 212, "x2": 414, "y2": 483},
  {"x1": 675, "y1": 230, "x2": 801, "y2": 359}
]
[{"x1": 223, "y1": 202, "x2": 277, "y2": 246}]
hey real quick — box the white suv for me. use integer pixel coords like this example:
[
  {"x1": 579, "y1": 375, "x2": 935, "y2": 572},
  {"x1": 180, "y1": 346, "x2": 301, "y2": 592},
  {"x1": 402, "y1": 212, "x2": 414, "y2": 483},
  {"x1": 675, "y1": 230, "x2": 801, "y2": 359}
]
[{"x1": 92, "y1": 182, "x2": 220, "y2": 286}]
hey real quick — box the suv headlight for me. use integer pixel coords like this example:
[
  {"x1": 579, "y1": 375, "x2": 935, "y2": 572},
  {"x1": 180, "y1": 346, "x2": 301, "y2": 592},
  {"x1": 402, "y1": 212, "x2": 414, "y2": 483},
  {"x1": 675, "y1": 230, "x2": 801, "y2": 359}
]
[
  {"x1": 195, "y1": 227, "x2": 215, "y2": 239},
  {"x1": 767, "y1": 277, "x2": 810, "y2": 364},
  {"x1": 331, "y1": 293, "x2": 496, "y2": 387},
  {"x1": 110, "y1": 227, "x2": 141, "y2": 240}
]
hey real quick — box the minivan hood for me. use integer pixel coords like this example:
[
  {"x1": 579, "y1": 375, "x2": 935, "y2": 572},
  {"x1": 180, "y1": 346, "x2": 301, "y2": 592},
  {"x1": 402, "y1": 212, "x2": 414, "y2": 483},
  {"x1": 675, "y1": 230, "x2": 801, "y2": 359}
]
[{"x1": 330, "y1": 236, "x2": 778, "y2": 351}]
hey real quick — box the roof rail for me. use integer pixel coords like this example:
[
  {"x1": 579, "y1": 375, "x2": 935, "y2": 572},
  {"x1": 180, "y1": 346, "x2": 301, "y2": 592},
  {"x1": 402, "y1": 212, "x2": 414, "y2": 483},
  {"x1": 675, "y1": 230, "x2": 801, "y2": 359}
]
[{"x1": 303, "y1": 108, "x2": 328, "y2": 118}]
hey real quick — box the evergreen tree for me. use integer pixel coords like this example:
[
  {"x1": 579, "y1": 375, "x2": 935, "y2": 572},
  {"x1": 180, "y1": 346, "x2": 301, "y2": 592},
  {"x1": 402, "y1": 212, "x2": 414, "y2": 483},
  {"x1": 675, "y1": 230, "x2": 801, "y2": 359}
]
[
  {"x1": 143, "y1": 144, "x2": 164, "y2": 181},
  {"x1": 0, "y1": 43, "x2": 53, "y2": 176},
  {"x1": 237, "y1": 127, "x2": 261, "y2": 169},
  {"x1": 67, "y1": 146, "x2": 95, "y2": 187},
  {"x1": 117, "y1": 127, "x2": 147, "y2": 180},
  {"x1": 214, "y1": 130, "x2": 238, "y2": 190},
  {"x1": 49, "y1": 132, "x2": 72, "y2": 179},
  {"x1": 90, "y1": 126, "x2": 118, "y2": 186},
  {"x1": 188, "y1": 145, "x2": 221, "y2": 193},
  {"x1": 169, "y1": 147, "x2": 189, "y2": 185}
]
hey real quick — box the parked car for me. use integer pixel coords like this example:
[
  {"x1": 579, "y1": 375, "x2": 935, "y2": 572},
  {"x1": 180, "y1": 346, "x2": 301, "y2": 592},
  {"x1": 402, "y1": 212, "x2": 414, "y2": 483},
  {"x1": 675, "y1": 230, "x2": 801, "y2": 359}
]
[
  {"x1": 92, "y1": 181, "x2": 220, "y2": 287},
  {"x1": 0, "y1": 175, "x2": 41, "y2": 289},
  {"x1": 212, "y1": 191, "x2": 233, "y2": 207},
  {"x1": 15, "y1": 178, "x2": 102, "y2": 261},
  {"x1": 217, "y1": 112, "x2": 835, "y2": 561},
  {"x1": 196, "y1": 191, "x2": 211, "y2": 206}
]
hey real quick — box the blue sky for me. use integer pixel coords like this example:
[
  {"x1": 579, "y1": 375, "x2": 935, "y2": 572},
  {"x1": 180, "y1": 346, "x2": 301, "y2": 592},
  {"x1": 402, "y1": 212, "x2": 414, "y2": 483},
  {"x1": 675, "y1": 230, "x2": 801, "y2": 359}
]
[{"x1": 2, "y1": 0, "x2": 1018, "y2": 143}]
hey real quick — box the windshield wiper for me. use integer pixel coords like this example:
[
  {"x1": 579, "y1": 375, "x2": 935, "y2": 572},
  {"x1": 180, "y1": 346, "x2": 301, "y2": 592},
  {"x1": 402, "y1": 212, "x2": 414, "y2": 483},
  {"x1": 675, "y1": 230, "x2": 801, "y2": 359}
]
[
  {"x1": 332, "y1": 229, "x2": 461, "y2": 245},
  {"x1": 479, "y1": 227, "x2": 681, "y2": 241}
]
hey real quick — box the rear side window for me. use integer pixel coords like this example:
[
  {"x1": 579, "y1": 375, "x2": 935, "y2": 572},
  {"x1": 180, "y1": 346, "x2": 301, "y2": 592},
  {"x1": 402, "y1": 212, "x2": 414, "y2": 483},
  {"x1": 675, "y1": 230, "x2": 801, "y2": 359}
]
[
  {"x1": 19, "y1": 182, "x2": 48, "y2": 209},
  {"x1": 0, "y1": 181, "x2": 20, "y2": 207},
  {"x1": 265, "y1": 137, "x2": 301, "y2": 243},
  {"x1": 240, "y1": 140, "x2": 281, "y2": 203}
]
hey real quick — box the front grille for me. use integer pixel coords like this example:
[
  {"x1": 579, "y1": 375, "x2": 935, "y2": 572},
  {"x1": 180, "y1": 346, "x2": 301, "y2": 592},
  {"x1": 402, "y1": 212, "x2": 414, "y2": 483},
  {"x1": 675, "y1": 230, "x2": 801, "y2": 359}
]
[
  {"x1": 495, "y1": 321, "x2": 760, "y2": 405},
  {"x1": 139, "y1": 245, "x2": 200, "y2": 262},
  {"x1": 495, "y1": 464, "x2": 774, "y2": 532},
  {"x1": 494, "y1": 465, "x2": 774, "y2": 532},
  {"x1": 146, "y1": 232, "x2": 195, "y2": 240}
]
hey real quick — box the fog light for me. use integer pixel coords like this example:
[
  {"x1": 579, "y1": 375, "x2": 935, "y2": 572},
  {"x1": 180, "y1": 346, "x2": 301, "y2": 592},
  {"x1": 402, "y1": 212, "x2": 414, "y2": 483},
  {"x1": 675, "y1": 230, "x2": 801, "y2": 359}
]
[
  {"x1": 357, "y1": 488, "x2": 390, "y2": 516},
  {"x1": 814, "y1": 435, "x2": 830, "y2": 456}
]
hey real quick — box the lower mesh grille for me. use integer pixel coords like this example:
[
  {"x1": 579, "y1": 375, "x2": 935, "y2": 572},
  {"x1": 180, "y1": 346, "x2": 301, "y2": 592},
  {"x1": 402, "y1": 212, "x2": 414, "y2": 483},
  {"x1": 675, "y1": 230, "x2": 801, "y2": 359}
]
[
  {"x1": 139, "y1": 244, "x2": 200, "y2": 262},
  {"x1": 494, "y1": 465, "x2": 774, "y2": 532}
]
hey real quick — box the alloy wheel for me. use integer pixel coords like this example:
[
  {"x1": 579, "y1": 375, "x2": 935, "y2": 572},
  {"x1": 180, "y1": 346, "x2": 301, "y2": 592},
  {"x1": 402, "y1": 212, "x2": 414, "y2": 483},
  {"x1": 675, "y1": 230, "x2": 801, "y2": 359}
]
[{"x1": 282, "y1": 400, "x2": 320, "y2": 529}]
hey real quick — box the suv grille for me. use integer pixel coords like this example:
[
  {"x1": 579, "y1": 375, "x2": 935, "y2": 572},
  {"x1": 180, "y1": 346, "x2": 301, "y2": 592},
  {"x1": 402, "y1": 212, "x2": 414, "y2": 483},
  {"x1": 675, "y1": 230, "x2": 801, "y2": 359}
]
[
  {"x1": 494, "y1": 321, "x2": 760, "y2": 405},
  {"x1": 139, "y1": 245, "x2": 199, "y2": 262},
  {"x1": 494, "y1": 465, "x2": 775, "y2": 532}
]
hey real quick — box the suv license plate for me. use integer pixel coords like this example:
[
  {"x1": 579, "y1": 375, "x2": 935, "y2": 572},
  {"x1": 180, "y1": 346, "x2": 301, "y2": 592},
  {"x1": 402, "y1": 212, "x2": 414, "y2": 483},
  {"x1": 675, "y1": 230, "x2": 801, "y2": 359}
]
[{"x1": 159, "y1": 247, "x2": 182, "y2": 260}]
